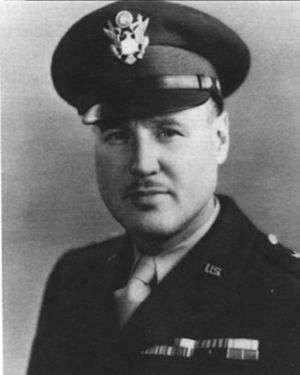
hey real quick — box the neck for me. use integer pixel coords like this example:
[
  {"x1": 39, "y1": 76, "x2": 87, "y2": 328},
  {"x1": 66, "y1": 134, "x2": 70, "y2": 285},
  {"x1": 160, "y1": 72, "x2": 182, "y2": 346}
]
[{"x1": 132, "y1": 196, "x2": 218, "y2": 255}]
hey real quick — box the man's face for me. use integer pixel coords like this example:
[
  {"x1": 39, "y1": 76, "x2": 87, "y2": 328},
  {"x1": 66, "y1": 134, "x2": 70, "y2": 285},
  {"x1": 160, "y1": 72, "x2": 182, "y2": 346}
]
[{"x1": 94, "y1": 99, "x2": 229, "y2": 240}]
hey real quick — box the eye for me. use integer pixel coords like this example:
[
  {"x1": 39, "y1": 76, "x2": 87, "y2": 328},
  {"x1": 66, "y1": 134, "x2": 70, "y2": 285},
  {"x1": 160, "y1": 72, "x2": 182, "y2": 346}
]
[
  {"x1": 103, "y1": 129, "x2": 130, "y2": 145},
  {"x1": 158, "y1": 128, "x2": 182, "y2": 139}
]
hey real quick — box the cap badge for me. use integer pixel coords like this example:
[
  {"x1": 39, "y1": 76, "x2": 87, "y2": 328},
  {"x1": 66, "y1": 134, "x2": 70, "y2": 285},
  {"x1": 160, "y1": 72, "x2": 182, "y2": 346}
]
[{"x1": 103, "y1": 10, "x2": 149, "y2": 65}]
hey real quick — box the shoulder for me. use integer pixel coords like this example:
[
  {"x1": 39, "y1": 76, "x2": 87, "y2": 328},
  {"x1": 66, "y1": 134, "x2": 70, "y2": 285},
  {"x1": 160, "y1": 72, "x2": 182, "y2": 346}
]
[
  {"x1": 252, "y1": 231, "x2": 300, "y2": 280},
  {"x1": 241, "y1": 230, "x2": 300, "y2": 305},
  {"x1": 47, "y1": 235, "x2": 126, "y2": 285},
  {"x1": 59, "y1": 234, "x2": 125, "y2": 265},
  {"x1": 218, "y1": 195, "x2": 300, "y2": 283}
]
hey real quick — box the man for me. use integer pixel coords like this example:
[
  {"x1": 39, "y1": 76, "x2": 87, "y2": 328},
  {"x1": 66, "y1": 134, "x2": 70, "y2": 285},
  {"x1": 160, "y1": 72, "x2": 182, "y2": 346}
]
[{"x1": 27, "y1": 1, "x2": 299, "y2": 374}]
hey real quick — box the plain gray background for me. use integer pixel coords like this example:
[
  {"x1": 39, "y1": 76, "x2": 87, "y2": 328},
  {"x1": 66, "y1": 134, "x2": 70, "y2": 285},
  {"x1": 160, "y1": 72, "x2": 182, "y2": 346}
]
[{"x1": 2, "y1": 1, "x2": 300, "y2": 374}]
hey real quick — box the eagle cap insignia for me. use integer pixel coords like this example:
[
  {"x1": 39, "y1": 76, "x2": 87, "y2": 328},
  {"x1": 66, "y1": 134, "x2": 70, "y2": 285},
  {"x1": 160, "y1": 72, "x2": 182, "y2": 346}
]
[{"x1": 103, "y1": 10, "x2": 150, "y2": 65}]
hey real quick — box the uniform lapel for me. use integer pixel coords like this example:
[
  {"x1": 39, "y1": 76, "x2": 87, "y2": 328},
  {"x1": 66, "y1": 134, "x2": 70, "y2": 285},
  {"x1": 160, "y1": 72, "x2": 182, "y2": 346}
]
[
  {"x1": 104, "y1": 235, "x2": 135, "y2": 291},
  {"x1": 86, "y1": 235, "x2": 134, "y2": 341},
  {"x1": 117, "y1": 196, "x2": 259, "y2": 350}
]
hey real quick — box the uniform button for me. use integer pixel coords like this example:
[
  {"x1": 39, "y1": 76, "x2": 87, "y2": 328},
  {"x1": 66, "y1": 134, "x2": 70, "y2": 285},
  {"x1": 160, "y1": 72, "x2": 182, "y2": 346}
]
[{"x1": 268, "y1": 233, "x2": 278, "y2": 245}]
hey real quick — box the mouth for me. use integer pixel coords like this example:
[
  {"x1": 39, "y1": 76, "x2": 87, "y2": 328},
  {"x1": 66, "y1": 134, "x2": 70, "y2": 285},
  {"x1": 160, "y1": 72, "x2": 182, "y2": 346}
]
[
  {"x1": 123, "y1": 187, "x2": 171, "y2": 208},
  {"x1": 124, "y1": 188, "x2": 169, "y2": 200}
]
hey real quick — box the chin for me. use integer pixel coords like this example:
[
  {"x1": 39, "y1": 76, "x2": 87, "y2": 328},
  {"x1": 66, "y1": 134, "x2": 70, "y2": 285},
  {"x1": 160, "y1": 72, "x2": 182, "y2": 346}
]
[{"x1": 121, "y1": 213, "x2": 181, "y2": 239}]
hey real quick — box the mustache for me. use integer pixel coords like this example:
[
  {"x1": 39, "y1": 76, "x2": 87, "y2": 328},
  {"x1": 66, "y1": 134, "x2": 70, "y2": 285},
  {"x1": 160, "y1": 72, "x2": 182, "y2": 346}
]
[{"x1": 123, "y1": 180, "x2": 170, "y2": 198}]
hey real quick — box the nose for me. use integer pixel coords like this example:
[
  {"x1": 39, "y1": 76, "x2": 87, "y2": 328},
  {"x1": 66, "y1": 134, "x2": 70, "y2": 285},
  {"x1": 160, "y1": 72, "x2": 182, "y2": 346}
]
[{"x1": 129, "y1": 131, "x2": 160, "y2": 177}]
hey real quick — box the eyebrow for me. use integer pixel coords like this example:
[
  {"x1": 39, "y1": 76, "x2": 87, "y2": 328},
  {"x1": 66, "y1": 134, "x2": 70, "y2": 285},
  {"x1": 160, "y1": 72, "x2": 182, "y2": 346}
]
[{"x1": 150, "y1": 117, "x2": 182, "y2": 127}]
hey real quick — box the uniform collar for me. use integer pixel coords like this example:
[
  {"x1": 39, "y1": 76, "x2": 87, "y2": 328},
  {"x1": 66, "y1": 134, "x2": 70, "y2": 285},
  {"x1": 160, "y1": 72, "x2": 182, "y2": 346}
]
[{"x1": 175, "y1": 194, "x2": 258, "y2": 288}]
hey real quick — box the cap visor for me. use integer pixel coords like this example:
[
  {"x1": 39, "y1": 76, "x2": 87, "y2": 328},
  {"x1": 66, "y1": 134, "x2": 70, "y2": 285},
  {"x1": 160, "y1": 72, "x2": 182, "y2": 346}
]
[{"x1": 102, "y1": 89, "x2": 210, "y2": 121}]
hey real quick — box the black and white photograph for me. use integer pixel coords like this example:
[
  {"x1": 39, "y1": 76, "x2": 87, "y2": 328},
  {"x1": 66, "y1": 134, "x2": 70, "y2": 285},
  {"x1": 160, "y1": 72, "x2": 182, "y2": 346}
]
[{"x1": 2, "y1": 1, "x2": 300, "y2": 374}]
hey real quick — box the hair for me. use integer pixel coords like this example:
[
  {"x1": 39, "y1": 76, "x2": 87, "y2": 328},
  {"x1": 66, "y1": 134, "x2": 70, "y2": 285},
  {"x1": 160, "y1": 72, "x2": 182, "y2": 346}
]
[
  {"x1": 211, "y1": 93, "x2": 224, "y2": 116},
  {"x1": 205, "y1": 96, "x2": 223, "y2": 125}
]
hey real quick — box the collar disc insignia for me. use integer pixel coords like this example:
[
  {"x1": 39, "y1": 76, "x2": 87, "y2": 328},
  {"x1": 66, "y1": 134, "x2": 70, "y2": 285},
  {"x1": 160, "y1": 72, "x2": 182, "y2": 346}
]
[{"x1": 103, "y1": 10, "x2": 150, "y2": 65}]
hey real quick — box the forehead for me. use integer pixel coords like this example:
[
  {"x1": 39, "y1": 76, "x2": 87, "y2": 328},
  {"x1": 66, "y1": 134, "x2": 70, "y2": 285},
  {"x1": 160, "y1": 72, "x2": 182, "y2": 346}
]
[{"x1": 98, "y1": 100, "x2": 214, "y2": 130}]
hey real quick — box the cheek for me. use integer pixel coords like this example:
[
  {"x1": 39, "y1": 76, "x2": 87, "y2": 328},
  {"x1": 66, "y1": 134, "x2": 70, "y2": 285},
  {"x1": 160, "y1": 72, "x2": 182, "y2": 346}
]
[
  {"x1": 95, "y1": 152, "x2": 119, "y2": 190},
  {"x1": 168, "y1": 137, "x2": 218, "y2": 195},
  {"x1": 174, "y1": 136, "x2": 217, "y2": 173},
  {"x1": 95, "y1": 148, "x2": 131, "y2": 204}
]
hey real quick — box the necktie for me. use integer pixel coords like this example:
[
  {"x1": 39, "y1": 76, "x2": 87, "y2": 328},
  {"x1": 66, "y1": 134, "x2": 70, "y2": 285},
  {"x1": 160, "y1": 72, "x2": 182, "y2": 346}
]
[{"x1": 114, "y1": 256, "x2": 156, "y2": 327}]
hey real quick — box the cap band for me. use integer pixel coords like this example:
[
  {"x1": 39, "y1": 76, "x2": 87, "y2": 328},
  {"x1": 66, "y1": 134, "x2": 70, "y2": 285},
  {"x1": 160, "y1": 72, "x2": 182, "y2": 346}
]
[{"x1": 143, "y1": 75, "x2": 220, "y2": 90}]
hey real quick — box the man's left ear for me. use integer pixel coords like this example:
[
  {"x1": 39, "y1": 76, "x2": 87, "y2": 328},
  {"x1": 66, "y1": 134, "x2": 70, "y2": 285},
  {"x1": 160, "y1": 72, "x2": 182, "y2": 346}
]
[{"x1": 213, "y1": 111, "x2": 229, "y2": 165}]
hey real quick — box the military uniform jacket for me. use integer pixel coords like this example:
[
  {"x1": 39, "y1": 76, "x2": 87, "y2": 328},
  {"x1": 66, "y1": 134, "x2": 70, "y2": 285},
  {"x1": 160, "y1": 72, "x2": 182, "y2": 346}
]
[{"x1": 27, "y1": 196, "x2": 300, "y2": 375}]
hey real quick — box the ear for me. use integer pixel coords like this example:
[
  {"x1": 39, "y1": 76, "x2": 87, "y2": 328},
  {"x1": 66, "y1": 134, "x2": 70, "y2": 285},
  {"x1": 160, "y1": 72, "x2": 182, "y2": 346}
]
[{"x1": 213, "y1": 111, "x2": 229, "y2": 165}]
